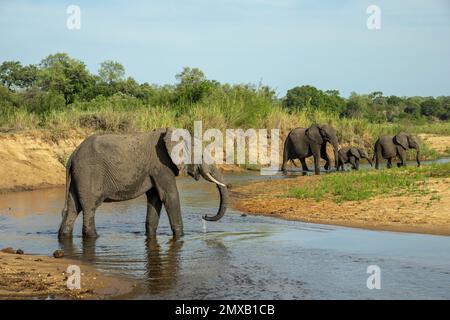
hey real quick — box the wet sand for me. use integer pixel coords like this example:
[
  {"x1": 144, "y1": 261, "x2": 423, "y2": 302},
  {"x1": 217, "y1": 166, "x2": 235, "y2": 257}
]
[
  {"x1": 231, "y1": 175, "x2": 450, "y2": 236},
  {"x1": 0, "y1": 250, "x2": 136, "y2": 299}
]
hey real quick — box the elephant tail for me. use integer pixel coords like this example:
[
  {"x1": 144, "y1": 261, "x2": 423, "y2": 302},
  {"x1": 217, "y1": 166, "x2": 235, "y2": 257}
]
[{"x1": 61, "y1": 154, "x2": 73, "y2": 217}]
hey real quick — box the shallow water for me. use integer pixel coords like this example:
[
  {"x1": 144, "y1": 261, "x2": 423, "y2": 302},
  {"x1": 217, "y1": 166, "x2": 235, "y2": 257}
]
[{"x1": 1, "y1": 163, "x2": 450, "y2": 299}]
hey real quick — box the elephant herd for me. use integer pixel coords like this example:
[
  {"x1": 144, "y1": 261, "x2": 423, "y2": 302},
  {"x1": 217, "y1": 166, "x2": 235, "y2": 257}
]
[
  {"x1": 282, "y1": 124, "x2": 420, "y2": 174},
  {"x1": 57, "y1": 126, "x2": 420, "y2": 240}
]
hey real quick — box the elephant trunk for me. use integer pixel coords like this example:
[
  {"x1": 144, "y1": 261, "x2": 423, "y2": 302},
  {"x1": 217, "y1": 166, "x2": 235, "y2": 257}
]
[
  {"x1": 367, "y1": 158, "x2": 373, "y2": 167},
  {"x1": 203, "y1": 184, "x2": 228, "y2": 221},
  {"x1": 416, "y1": 149, "x2": 421, "y2": 167},
  {"x1": 201, "y1": 166, "x2": 228, "y2": 222}
]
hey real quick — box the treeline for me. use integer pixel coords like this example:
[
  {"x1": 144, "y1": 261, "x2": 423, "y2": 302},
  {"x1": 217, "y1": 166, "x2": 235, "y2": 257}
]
[
  {"x1": 0, "y1": 53, "x2": 449, "y2": 128},
  {"x1": 285, "y1": 86, "x2": 450, "y2": 122}
]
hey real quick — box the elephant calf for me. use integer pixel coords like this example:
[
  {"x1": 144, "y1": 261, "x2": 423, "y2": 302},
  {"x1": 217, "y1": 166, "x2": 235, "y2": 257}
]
[
  {"x1": 58, "y1": 128, "x2": 228, "y2": 239},
  {"x1": 337, "y1": 147, "x2": 372, "y2": 171},
  {"x1": 373, "y1": 132, "x2": 420, "y2": 169}
]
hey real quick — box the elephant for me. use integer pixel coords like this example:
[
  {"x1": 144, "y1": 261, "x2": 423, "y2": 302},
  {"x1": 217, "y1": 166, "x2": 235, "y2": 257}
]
[
  {"x1": 373, "y1": 132, "x2": 420, "y2": 169},
  {"x1": 337, "y1": 147, "x2": 372, "y2": 171},
  {"x1": 58, "y1": 128, "x2": 228, "y2": 239},
  {"x1": 281, "y1": 124, "x2": 339, "y2": 175}
]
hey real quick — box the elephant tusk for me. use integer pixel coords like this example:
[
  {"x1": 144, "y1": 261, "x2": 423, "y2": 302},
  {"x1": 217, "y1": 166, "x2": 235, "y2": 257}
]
[{"x1": 206, "y1": 172, "x2": 227, "y2": 187}]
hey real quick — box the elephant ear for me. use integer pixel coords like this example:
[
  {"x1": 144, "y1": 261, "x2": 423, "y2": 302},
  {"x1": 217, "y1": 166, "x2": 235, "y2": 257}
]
[
  {"x1": 305, "y1": 124, "x2": 323, "y2": 145},
  {"x1": 163, "y1": 127, "x2": 192, "y2": 174},
  {"x1": 357, "y1": 148, "x2": 368, "y2": 158},
  {"x1": 394, "y1": 132, "x2": 409, "y2": 149},
  {"x1": 349, "y1": 148, "x2": 361, "y2": 159}
]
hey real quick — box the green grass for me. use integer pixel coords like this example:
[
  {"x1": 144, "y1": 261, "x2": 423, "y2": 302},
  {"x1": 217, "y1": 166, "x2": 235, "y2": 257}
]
[{"x1": 285, "y1": 163, "x2": 450, "y2": 203}]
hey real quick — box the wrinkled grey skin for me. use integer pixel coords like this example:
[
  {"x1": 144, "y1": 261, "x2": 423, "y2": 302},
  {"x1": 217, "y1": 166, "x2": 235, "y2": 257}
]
[
  {"x1": 58, "y1": 128, "x2": 228, "y2": 239},
  {"x1": 373, "y1": 132, "x2": 421, "y2": 169},
  {"x1": 337, "y1": 147, "x2": 372, "y2": 171},
  {"x1": 282, "y1": 124, "x2": 339, "y2": 175}
]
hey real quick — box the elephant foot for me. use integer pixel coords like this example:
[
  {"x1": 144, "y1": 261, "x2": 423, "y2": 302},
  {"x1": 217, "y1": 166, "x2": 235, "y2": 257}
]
[
  {"x1": 146, "y1": 228, "x2": 158, "y2": 237},
  {"x1": 58, "y1": 224, "x2": 74, "y2": 239},
  {"x1": 82, "y1": 228, "x2": 99, "y2": 238},
  {"x1": 58, "y1": 230, "x2": 73, "y2": 240},
  {"x1": 172, "y1": 229, "x2": 184, "y2": 239}
]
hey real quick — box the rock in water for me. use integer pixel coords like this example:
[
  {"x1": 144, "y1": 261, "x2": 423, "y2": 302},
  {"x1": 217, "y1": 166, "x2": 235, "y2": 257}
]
[
  {"x1": 16, "y1": 249, "x2": 24, "y2": 254},
  {"x1": 1, "y1": 247, "x2": 16, "y2": 254},
  {"x1": 53, "y1": 250, "x2": 64, "y2": 258}
]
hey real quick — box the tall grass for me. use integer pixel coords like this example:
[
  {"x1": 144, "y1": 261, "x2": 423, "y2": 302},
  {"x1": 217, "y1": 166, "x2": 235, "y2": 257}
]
[{"x1": 1, "y1": 94, "x2": 449, "y2": 160}]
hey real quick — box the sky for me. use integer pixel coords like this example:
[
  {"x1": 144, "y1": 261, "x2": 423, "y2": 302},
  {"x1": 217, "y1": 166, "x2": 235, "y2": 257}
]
[{"x1": 0, "y1": 0, "x2": 449, "y2": 97}]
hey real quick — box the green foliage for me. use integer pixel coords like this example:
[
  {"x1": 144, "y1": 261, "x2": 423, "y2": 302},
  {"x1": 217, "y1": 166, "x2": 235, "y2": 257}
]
[
  {"x1": 284, "y1": 85, "x2": 345, "y2": 114},
  {"x1": 0, "y1": 52, "x2": 449, "y2": 146},
  {"x1": 98, "y1": 60, "x2": 125, "y2": 84},
  {"x1": 38, "y1": 53, "x2": 93, "y2": 103},
  {"x1": 286, "y1": 163, "x2": 450, "y2": 203}
]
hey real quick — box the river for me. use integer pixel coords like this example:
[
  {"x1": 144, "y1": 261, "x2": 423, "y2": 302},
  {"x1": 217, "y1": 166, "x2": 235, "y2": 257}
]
[{"x1": 0, "y1": 166, "x2": 449, "y2": 299}]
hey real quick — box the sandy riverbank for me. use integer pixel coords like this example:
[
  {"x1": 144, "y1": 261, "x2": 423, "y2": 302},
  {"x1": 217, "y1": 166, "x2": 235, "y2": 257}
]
[
  {"x1": 231, "y1": 174, "x2": 450, "y2": 236},
  {"x1": 0, "y1": 250, "x2": 136, "y2": 299}
]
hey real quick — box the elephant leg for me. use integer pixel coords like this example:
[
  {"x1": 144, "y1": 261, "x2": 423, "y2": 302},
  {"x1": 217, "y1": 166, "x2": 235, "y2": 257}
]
[
  {"x1": 320, "y1": 144, "x2": 331, "y2": 170},
  {"x1": 156, "y1": 175, "x2": 184, "y2": 238},
  {"x1": 281, "y1": 151, "x2": 289, "y2": 175},
  {"x1": 374, "y1": 144, "x2": 381, "y2": 170},
  {"x1": 311, "y1": 145, "x2": 321, "y2": 175},
  {"x1": 355, "y1": 159, "x2": 360, "y2": 170},
  {"x1": 387, "y1": 158, "x2": 393, "y2": 169},
  {"x1": 349, "y1": 156, "x2": 357, "y2": 170},
  {"x1": 146, "y1": 189, "x2": 162, "y2": 237},
  {"x1": 81, "y1": 204, "x2": 99, "y2": 238},
  {"x1": 300, "y1": 158, "x2": 309, "y2": 175},
  {"x1": 397, "y1": 147, "x2": 406, "y2": 167},
  {"x1": 58, "y1": 190, "x2": 81, "y2": 239}
]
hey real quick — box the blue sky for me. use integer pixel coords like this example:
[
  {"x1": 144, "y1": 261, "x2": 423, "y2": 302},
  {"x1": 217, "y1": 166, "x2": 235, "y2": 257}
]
[{"x1": 0, "y1": 0, "x2": 449, "y2": 97}]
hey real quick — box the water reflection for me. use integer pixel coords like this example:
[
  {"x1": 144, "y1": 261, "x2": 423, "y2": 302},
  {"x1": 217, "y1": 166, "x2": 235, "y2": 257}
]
[
  {"x1": 145, "y1": 237, "x2": 183, "y2": 294},
  {"x1": 59, "y1": 237, "x2": 97, "y2": 262}
]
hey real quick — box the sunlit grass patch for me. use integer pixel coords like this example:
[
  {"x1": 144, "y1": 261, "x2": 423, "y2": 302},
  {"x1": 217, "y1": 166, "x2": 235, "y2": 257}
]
[{"x1": 285, "y1": 163, "x2": 450, "y2": 203}]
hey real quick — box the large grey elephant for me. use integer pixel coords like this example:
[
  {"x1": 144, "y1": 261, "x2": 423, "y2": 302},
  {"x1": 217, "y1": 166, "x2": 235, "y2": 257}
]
[
  {"x1": 373, "y1": 132, "x2": 420, "y2": 169},
  {"x1": 337, "y1": 147, "x2": 372, "y2": 171},
  {"x1": 58, "y1": 128, "x2": 228, "y2": 239},
  {"x1": 281, "y1": 124, "x2": 339, "y2": 175}
]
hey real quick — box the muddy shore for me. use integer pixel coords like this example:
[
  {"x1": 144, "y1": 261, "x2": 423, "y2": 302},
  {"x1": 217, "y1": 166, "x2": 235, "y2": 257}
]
[
  {"x1": 231, "y1": 174, "x2": 450, "y2": 236},
  {"x1": 0, "y1": 250, "x2": 136, "y2": 299}
]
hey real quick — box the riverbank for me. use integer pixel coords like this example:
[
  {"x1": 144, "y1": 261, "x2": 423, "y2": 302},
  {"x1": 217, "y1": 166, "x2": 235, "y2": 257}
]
[
  {"x1": 0, "y1": 250, "x2": 136, "y2": 299},
  {"x1": 231, "y1": 164, "x2": 450, "y2": 236},
  {"x1": 0, "y1": 129, "x2": 246, "y2": 193},
  {"x1": 1, "y1": 129, "x2": 449, "y2": 193}
]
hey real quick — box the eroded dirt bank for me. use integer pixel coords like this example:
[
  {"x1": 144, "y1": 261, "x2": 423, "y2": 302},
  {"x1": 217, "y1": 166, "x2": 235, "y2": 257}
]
[
  {"x1": 0, "y1": 130, "x2": 85, "y2": 193},
  {"x1": 0, "y1": 250, "x2": 136, "y2": 299},
  {"x1": 0, "y1": 130, "x2": 245, "y2": 193},
  {"x1": 231, "y1": 175, "x2": 450, "y2": 236}
]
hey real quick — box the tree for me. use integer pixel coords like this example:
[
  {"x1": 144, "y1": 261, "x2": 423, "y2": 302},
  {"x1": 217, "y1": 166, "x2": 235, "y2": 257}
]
[
  {"x1": 175, "y1": 67, "x2": 213, "y2": 104},
  {"x1": 98, "y1": 60, "x2": 125, "y2": 84},
  {"x1": 284, "y1": 85, "x2": 345, "y2": 113},
  {"x1": 285, "y1": 85, "x2": 322, "y2": 110},
  {"x1": 340, "y1": 92, "x2": 368, "y2": 118},
  {"x1": 0, "y1": 61, "x2": 22, "y2": 89},
  {"x1": 420, "y1": 98, "x2": 444, "y2": 118},
  {"x1": 38, "y1": 53, "x2": 93, "y2": 103}
]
